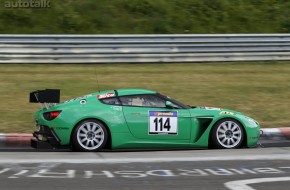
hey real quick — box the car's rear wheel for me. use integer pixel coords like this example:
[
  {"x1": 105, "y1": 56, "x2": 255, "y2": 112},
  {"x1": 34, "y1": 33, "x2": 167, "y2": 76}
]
[
  {"x1": 211, "y1": 119, "x2": 244, "y2": 149},
  {"x1": 72, "y1": 119, "x2": 108, "y2": 152}
]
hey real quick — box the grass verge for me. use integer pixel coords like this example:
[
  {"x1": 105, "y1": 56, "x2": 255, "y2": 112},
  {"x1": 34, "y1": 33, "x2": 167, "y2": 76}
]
[{"x1": 0, "y1": 62, "x2": 289, "y2": 133}]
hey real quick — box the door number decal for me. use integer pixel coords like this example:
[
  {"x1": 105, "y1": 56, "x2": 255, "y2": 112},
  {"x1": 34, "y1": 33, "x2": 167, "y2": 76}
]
[{"x1": 149, "y1": 111, "x2": 178, "y2": 135}]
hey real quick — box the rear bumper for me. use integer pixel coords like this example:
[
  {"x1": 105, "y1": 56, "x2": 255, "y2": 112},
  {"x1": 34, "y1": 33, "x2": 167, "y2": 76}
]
[
  {"x1": 31, "y1": 138, "x2": 54, "y2": 149},
  {"x1": 32, "y1": 125, "x2": 61, "y2": 149}
]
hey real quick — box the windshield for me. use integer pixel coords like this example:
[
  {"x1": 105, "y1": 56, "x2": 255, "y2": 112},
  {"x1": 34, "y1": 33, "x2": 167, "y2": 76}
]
[{"x1": 157, "y1": 93, "x2": 191, "y2": 109}]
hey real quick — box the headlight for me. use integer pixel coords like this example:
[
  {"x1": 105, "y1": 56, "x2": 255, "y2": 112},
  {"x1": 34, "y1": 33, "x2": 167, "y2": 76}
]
[{"x1": 248, "y1": 118, "x2": 258, "y2": 127}]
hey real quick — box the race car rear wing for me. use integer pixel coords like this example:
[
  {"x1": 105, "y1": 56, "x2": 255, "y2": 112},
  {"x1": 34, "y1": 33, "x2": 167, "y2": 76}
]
[{"x1": 30, "y1": 89, "x2": 60, "y2": 108}]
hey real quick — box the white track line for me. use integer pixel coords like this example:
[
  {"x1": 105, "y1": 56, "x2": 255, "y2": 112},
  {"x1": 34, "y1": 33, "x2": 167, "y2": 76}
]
[
  {"x1": 225, "y1": 177, "x2": 290, "y2": 190},
  {"x1": 1, "y1": 154, "x2": 290, "y2": 164}
]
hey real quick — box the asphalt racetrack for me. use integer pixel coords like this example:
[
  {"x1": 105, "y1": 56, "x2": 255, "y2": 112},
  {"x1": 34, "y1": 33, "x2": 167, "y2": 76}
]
[{"x1": 1, "y1": 147, "x2": 290, "y2": 190}]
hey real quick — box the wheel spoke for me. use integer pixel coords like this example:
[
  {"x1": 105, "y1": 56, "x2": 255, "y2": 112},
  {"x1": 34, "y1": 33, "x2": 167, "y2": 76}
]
[
  {"x1": 81, "y1": 138, "x2": 87, "y2": 143},
  {"x1": 222, "y1": 138, "x2": 227, "y2": 144},
  {"x1": 95, "y1": 135, "x2": 103, "y2": 139},
  {"x1": 232, "y1": 135, "x2": 238, "y2": 140},
  {"x1": 232, "y1": 125, "x2": 238, "y2": 131},
  {"x1": 81, "y1": 127, "x2": 88, "y2": 133},
  {"x1": 227, "y1": 139, "x2": 230, "y2": 145},
  {"x1": 91, "y1": 140, "x2": 95, "y2": 147},
  {"x1": 85, "y1": 140, "x2": 90, "y2": 147},
  {"x1": 93, "y1": 139, "x2": 99, "y2": 144},
  {"x1": 221, "y1": 123, "x2": 227, "y2": 130},
  {"x1": 218, "y1": 134, "x2": 225, "y2": 139},
  {"x1": 95, "y1": 128, "x2": 102, "y2": 134},
  {"x1": 233, "y1": 131, "x2": 241, "y2": 135},
  {"x1": 86, "y1": 123, "x2": 92, "y2": 131},
  {"x1": 227, "y1": 121, "x2": 233, "y2": 129},
  {"x1": 90, "y1": 140, "x2": 96, "y2": 147},
  {"x1": 218, "y1": 129, "x2": 226, "y2": 134},
  {"x1": 92, "y1": 124, "x2": 97, "y2": 132},
  {"x1": 230, "y1": 138, "x2": 235, "y2": 144}
]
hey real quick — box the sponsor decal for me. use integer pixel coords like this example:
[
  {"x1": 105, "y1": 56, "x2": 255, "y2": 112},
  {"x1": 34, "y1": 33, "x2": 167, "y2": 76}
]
[
  {"x1": 220, "y1": 111, "x2": 235, "y2": 115},
  {"x1": 150, "y1": 111, "x2": 177, "y2": 117},
  {"x1": 111, "y1": 106, "x2": 122, "y2": 111},
  {"x1": 53, "y1": 127, "x2": 69, "y2": 130},
  {"x1": 97, "y1": 92, "x2": 115, "y2": 99},
  {"x1": 149, "y1": 111, "x2": 178, "y2": 135},
  {"x1": 64, "y1": 94, "x2": 92, "y2": 103},
  {"x1": 200, "y1": 107, "x2": 221, "y2": 110}
]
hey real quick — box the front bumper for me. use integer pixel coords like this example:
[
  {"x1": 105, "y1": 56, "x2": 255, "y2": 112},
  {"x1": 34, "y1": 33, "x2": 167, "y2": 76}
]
[
  {"x1": 31, "y1": 125, "x2": 61, "y2": 149},
  {"x1": 246, "y1": 124, "x2": 261, "y2": 148}
]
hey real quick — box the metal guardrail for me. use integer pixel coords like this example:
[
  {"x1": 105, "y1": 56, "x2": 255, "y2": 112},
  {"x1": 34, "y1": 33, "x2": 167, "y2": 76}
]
[{"x1": 0, "y1": 34, "x2": 290, "y2": 63}]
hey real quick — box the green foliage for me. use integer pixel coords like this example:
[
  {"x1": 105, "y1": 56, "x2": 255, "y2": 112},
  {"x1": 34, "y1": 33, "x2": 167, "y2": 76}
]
[{"x1": 0, "y1": 0, "x2": 290, "y2": 34}]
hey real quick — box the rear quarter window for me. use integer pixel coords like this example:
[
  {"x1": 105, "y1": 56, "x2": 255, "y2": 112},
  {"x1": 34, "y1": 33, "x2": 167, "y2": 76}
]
[{"x1": 100, "y1": 97, "x2": 121, "y2": 105}]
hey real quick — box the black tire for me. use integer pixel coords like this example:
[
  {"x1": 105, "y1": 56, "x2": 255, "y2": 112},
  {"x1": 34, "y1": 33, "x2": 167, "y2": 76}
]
[
  {"x1": 210, "y1": 119, "x2": 244, "y2": 149},
  {"x1": 72, "y1": 119, "x2": 108, "y2": 152}
]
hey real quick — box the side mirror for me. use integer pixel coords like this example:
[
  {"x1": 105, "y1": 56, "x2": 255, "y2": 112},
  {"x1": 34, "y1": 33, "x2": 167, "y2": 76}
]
[{"x1": 165, "y1": 101, "x2": 175, "y2": 109}]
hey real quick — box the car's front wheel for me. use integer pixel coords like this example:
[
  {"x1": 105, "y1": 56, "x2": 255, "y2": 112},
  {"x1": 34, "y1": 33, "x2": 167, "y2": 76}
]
[
  {"x1": 211, "y1": 119, "x2": 244, "y2": 149},
  {"x1": 72, "y1": 119, "x2": 108, "y2": 152}
]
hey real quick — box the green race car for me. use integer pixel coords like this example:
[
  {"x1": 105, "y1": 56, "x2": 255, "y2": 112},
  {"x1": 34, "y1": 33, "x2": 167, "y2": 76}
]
[{"x1": 30, "y1": 88, "x2": 260, "y2": 151}]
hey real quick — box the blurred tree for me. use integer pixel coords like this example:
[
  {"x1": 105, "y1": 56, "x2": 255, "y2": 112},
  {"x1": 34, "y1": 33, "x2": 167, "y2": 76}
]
[{"x1": 0, "y1": 0, "x2": 289, "y2": 34}]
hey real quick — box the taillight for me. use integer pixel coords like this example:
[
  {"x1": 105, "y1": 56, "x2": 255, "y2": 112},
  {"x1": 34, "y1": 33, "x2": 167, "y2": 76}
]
[{"x1": 43, "y1": 111, "x2": 61, "y2": 121}]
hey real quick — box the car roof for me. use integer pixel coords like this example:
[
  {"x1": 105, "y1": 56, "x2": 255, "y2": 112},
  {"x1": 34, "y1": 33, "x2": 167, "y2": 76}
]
[{"x1": 96, "y1": 88, "x2": 156, "y2": 96}]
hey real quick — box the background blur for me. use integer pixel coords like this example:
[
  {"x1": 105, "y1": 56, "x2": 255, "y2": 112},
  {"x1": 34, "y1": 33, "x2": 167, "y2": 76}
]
[{"x1": 1, "y1": 0, "x2": 290, "y2": 34}]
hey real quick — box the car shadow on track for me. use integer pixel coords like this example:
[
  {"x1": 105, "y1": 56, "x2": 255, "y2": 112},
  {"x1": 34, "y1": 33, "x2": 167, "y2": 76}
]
[
  {"x1": 0, "y1": 147, "x2": 209, "y2": 153},
  {"x1": 1, "y1": 142, "x2": 289, "y2": 152}
]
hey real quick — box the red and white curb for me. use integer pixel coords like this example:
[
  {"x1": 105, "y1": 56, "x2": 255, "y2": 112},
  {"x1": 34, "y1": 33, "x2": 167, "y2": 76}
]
[
  {"x1": 0, "y1": 133, "x2": 32, "y2": 148},
  {"x1": 260, "y1": 128, "x2": 290, "y2": 140},
  {"x1": 0, "y1": 128, "x2": 289, "y2": 148}
]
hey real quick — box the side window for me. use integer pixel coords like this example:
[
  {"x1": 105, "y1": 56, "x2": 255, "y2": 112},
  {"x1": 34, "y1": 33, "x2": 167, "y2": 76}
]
[
  {"x1": 100, "y1": 97, "x2": 121, "y2": 105},
  {"x1": 120, "y1": 95, "x2": 166, "y2": 108}
]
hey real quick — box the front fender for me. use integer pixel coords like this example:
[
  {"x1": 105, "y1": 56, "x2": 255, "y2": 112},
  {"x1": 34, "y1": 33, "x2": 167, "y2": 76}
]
[{"x1": 193, "y1": 114, "x2": 260, "y2": 148}]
